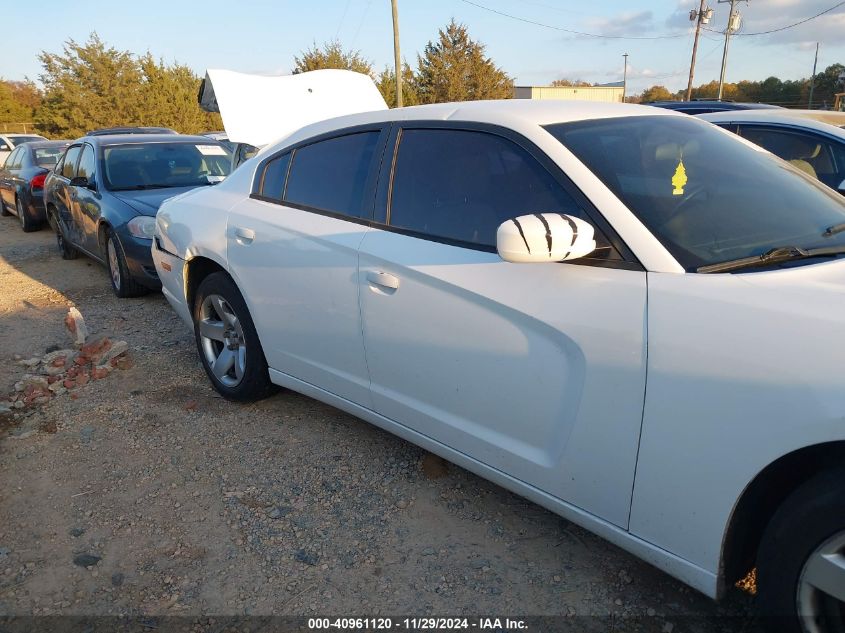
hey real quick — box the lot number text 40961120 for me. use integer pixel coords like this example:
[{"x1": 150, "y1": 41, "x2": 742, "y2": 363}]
[{"x1": 307, "y1": 618, "x2": 528, "y2": 630}]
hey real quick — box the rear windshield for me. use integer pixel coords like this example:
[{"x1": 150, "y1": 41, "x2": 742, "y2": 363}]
[
  {"x1": 34, "y1": 147, "x2": 67, "y2": 167},
  {"x1": 102, "y1": 142, "x2": 232, "y2": 191},
  {"x1": 10, "y1": 136, "x2": 44, "y2": 147},
  {"x1": 546, "y1": 115, "x2": 845, "y2": 270}
]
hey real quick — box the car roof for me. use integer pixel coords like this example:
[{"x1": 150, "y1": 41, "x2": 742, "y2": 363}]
[
  {"x1": 86, "y1": 126, "x2": 178, "y2": 136},
  {"x1": 272, "y1": 99, "x2": 681, "y2": 151},
  {"x1": 25, "y1": 141, "x2": 71, "y2": 149},
  {"x1": 77, "y1": 134, "x2": 226, "y2": 146},
  {"x1": 698, "y1": 110, "x2": 845, "y2": 138},
  {"x1": 646, "y1": 100, "x2": 780, "y2": 111}
]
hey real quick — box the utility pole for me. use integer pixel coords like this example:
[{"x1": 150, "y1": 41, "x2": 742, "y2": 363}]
[
  {"x1": 717, "y1": 0, "x2": 744, "y2": 100},
  {"x1": 808, "y1": 42, "x2": 819, "y2": 109},
  {"x1": 686, "y1": 0, "x2": 713, "y2": 101},
  {"x1": 622, "y1": 53, "x2": 628, "y2": 102},
  {"x1": 390, "y1": 0, "x2": 403, "y2": 108}
]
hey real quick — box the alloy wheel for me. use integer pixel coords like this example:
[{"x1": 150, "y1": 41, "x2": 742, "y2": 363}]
[
  {"x1": 798, "y1": 530, "x2": 845, "y2": 633},
  {"x1": 16, "y1": 198, "x2": 25, "y2": 229},
  {"x1": 198, "y1": 294, "x2": 246, "y2": 388},
  {"x1": 107, "y1": 237, "x2": 121, "y2": 292}
]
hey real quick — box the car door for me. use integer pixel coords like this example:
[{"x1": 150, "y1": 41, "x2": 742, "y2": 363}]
[
  {"x1": 226, "y1": 125, "x2": 389, "y2": 406},
  {"x1": 357, "y1": 124, "x2": 648, "y2": 527},
  {"x1": 53, "y1": 144, "x2": 84, "y2": 246},
  {"x1": 737, "y1": 124, "x2": 845, "y2": 193},
  {"x1": 72, "y1": 143, "x2": 103, "y2": 254}
]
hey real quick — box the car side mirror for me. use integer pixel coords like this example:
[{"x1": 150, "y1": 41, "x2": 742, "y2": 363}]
[
  {"x1": 0, "y1": 143, "x2": 9, "y2": 151},
  {"x1": 497, "y1": 213, "x2": 596, "y2": 263},
  {"x1": 70, "y1": 175, "x2": 96, "y2": 191}
]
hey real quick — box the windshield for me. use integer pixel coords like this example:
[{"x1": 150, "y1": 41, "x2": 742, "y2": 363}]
[
  {"x1": 34, "y1": 146, "x2": 67, "y2": 167},
  {"x1": 546, "y1": 115, "x2": 845, "y2": 270},
  {"x1": 103, "y1": 142, "x2": 232, "y2": 191}
]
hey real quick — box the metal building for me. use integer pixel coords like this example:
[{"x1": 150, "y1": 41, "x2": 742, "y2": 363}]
[{"x1": 513, "y1": 83, "x2": 624, "y2": 103}]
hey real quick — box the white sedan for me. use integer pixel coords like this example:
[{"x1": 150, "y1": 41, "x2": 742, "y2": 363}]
[{"x1": 153, "y1": 100, "x2": 845, "y2": 631}]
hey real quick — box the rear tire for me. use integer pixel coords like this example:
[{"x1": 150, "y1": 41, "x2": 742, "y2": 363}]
[
  {"x1": 193, "y1": 272, "x2": 275, "y2": 402},
  {"x1": 53, "y1": 210, "x2": 79, "y2": 260},
  {"x1": 757, "y1": 468, "x2": 845, "y2": 633},
  {"x1": 17, "y1": 196, "x2": 39, "y2": 233},
  {"x1": 105, "y1": 229, "x2": 147, "y2": 298}
]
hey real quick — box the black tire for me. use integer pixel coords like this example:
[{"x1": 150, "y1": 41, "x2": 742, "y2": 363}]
[
  {"x1": 52, "y1": 209, "x2": 79, "y2": 260},
  {"x1": 757, "y1": 467, "x2": 845, "y2": 633},
  {"x1": 0, "y1": 198, "x2": 10, "y2": 216},
  {"x1": 17, "y1": 196, "x2": 39, "y2": 233},
  {"x1": 105, "y1": 228, "x2": 148, "y2": 298},
  {"x1": 193, "y1": 272, "x2": 275, "y2": 402}
]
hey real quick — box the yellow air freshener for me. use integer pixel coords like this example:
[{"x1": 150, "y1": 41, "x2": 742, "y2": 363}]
[{"x1": 672, "y1": 158, "x2": 688, "y2": 196}]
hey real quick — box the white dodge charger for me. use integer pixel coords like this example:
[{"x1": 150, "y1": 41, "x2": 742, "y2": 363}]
[{"x1": 152, "y1": 100, "x2": 845, "y2": 631}]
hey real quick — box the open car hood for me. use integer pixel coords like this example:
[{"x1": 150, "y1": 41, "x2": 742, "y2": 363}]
[{"x1": 198, "y1": 69, "x2": 388, "y2": 148}]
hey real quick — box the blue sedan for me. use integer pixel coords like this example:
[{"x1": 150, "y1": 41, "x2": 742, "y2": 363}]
[{"x1": 43, "y1": 134, "x2": 232, "y2": 297}]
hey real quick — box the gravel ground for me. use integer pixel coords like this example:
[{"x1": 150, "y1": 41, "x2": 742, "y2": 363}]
[{"x1": 0, "y1": 217, "x2": 761, "y2": 630}]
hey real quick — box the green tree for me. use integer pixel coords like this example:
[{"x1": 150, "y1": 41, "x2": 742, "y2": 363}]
[
  {"x1": 292, "y1": 41, "x2": 373, "y2": 75},
  {"x1": 810, "y1": 63, "x2": 845, "y2": 109},
  {"x1": 414, "y1": 20, "x2": 512, "y2": 104},
  {"x1": 551, "y1": 79, "x2": 592, "y2": 87},
  {"x1": 375, "y1": 62, "x2": 419, "y2": 108},
  {"x1": 0, "y1": 80, "x2": 41, "y2": 128},
  {"x1": 138, "y1": 55, "x2": 222, "y2": 134},
  {"x1": 36, "y1": 33, "x2": 145, "y2": 137},
  {"x1": 637, "y1": 85, "x2": 675, "y2": 103}
]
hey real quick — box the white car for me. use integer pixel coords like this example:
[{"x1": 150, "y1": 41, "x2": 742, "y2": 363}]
[
  {"x1": 153, "y1": 100, "x2": 845, "y2": 631},
  {"x1": 698, "y1": 109, "x2": 845, "y2": 195},
  {"x1": 0, "y1": 133, "x2": 47, "y2": 165}
]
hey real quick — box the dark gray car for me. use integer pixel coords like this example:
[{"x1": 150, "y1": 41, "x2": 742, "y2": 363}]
[
  {"x1": 0, "y1": 141, "x2": 69, "y2": 231},
  {"x1": 43, "y1": 134, "x2": 231, "y2": 297}
]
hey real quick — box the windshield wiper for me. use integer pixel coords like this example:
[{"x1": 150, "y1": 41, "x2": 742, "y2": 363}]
[
  {"x1": 697, "y1": 245, "x2": 845, "y2": 274},
  {"x1": 823, "y1": 222, "x2": 845, "y2": 237},
  {"x1": 112, "y1": 184, "x2": 172, "y2": 191}
]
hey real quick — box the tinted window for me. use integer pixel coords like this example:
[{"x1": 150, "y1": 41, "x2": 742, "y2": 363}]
[
  {"x1": 259, "y1": 153, "x2": 291, "y2": 201},
  {"x1": 76, "y1": 145, "x2": 96, "y2": 182},
  {"x1": 62, "y1": 146, "x2": 82, "y2": 179},
  {"x1": 738, "y1": 126, "x2": 845, "y2": 191},
  {"x1": 389, "y1": 129, "x2": 587, "y2": 249},
  {"x1": 547, "y1": 115, "x2": 845, "y2": 270},
  {"x1": 34, "y1": 146, "x2": 67, "y2": 167},
  {"x1": 285, "y1": 132, "x2": 380, "y2": 218}
]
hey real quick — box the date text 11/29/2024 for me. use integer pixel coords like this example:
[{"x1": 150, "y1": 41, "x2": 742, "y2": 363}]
[{"x1": 308, "y1": 618, "x2": 528, "y2": 630}]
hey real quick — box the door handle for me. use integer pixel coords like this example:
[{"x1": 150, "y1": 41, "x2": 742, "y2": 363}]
[
  {"x1": 366, "y1": 271, "x2": 400, "y2": 290},
  {"x1": 233, "y1": 227, "x2": 255, "y2": 244}
]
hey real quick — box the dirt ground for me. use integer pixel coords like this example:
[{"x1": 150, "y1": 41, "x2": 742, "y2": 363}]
[{"x1": 0, "y1": 217, "x2": 761, "y2": 630}]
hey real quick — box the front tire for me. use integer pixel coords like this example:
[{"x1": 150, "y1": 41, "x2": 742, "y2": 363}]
[
  {"x1": 105, "y1": 229, "x2": 147, "y2": 298},
  {"x1": 193, "y1": 272, "x2": 275, "y2": 402},
  {"x1": 17, "y1": 196, "x2": 39, "y2": 232},
  {"x1": 757, "y1": 468, "x2": 845, "y2": 633}
]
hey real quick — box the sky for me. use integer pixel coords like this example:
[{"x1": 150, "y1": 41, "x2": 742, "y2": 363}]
[{"x1": 2, "y1": 0, "x2": 844, "y2": 99}]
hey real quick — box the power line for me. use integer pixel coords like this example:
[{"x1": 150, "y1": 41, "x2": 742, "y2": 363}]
[
  {"x1": 705, "y1": 0, "x2": 845, "y2": 36},
  {"x1": 458, "y1": 0, "x2": 690, "y2": 39}
]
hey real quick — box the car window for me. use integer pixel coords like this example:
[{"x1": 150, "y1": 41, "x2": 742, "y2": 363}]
[
  {"x1": 737, "y1": 125, "x2": 845, "y2": 191},
  {"x1": 389, "y1": 128, "x2": 601, "y2": 252},
  {"x1": 284, "y1": 132, "x2": 380, "y2": 218},
  {"x1": 258, "y1": 153, "x2": 291, "y2": 201},
  {"x1": 4, "y1": 148, "x2": 21, "y2": 170},
  {"x1": 547, "y1": 115, "x2": 845, "y2": 270},
  {"x1": 62, "y1": 145, "x2": 82, "y2": 179},
  {"x1": 34, "y1": 146, "x2": 66, "y2": 167},
  {"x1": 76, "y1": 144, "x2": 96, "y2": 182}
]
